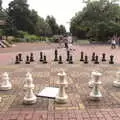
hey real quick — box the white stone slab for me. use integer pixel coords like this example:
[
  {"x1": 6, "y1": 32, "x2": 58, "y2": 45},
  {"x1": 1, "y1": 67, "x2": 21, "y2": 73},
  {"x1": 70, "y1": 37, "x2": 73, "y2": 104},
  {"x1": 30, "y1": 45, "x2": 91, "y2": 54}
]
[{"x1": 37, "y1": 87, "x2": 59, "y2": 98}]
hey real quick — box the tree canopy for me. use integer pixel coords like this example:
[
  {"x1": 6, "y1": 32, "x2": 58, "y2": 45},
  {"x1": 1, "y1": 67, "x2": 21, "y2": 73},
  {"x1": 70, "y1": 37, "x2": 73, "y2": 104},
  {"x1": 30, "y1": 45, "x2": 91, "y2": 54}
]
[
  {"x1": 70, "y1": 0, "x2": 120, "y2": 41},
  {"x1": 1, "y1": 0, "x2": 66, "y2": 37}
]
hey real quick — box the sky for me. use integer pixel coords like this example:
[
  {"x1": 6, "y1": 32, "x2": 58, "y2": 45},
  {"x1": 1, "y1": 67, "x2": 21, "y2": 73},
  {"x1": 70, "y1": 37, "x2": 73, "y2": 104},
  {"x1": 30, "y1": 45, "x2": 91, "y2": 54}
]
[{"x1": 2, "y1": 0, "x2": 86, "y2": 31}]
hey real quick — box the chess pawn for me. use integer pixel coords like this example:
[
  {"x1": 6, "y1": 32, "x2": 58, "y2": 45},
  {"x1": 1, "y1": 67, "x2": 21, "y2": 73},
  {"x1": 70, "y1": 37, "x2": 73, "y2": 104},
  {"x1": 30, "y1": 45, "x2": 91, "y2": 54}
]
[
  {"x1": 94, "y1": 55, "x2": 99, "y2": 64},
  {"x1": 24, "y1": 72, "x2": 34, "y2": 89},
  {"x1": 109, "y1": 55, "x2": 114, "y2": 64},
  {"x1": 58, "y1": 56, "x2": 63, "y2": 64},
  {"x1": 69, "y1": 56, "x2": 73, "y2": 64},
  {"x1": 84, "y1": 55, "x2": 88, "y2": 64},
  {"x1": 23, "y1": 73, "x2": 37, "y2": 104},
  {"x1": 88, "y1": 71, "x2": 95, "y2": 88},
  {"x1": 43, "y1": 55, "x2": 47, "y2": 64},
  {"x1": 25, "y1": 56, "x2": 30, "y2": 64},
  {"x1": 80, "y1": 51, "x2": 84, "y2": 61},
  {"x1": 113, "y1": 71, "x2": 120, "y2": 87},
  {"x1": 40, "y1": 52, "x2": 43, "y2": 62},
  {"x1": 18, "y1": 53, "x2": 23, "y2": 61},
  {"x1": 15, "y1": 55, "x2": 20, "y2": 64},
  {"x1": 30, "y1": 53, "x2": 34, "y2": 62},
  {"x1": 101, "y1": 53, "x2": 106, "y2": 62},
  {"x1": 54, "y1": 49, "x2": 58, "y2": 61},
  {"x1": 55, "y1": 70, "x2": 68, "y2": 103},
  {"x1": 91, "y1": 52, "x2": 95, "y2": 61},
  {"x1": 66, "y1": 50, "x2": 70, "y2": 61},
  {"x1": 0, "y1": 72, "x2": 12, "y2": 90},
  {"x1": 90, "y1": 72, "x2": 102, "y2": 100}
]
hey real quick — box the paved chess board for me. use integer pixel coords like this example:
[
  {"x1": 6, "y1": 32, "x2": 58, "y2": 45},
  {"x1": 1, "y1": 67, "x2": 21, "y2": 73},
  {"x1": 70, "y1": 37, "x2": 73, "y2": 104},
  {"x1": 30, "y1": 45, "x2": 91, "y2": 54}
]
[
  {"x1": 0, "y1": 44, "x2": 120, "y2": 119},
  {"x1": 0, "y1": 62, "x2": 120, "y2": 113}
]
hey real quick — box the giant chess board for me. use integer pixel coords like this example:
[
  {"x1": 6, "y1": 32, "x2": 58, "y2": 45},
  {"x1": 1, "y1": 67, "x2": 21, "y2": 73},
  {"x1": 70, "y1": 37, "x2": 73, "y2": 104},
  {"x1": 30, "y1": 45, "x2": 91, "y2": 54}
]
[{"x1": 0, "y1": 61, "x2": 120, "y2": 112}]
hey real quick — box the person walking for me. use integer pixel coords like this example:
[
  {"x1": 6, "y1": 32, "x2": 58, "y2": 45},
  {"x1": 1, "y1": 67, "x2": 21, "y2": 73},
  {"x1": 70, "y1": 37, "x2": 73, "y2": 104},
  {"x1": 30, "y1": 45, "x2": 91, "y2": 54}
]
[{"x1": 111, "y1": 38, "x2": 116, "y2": 49}]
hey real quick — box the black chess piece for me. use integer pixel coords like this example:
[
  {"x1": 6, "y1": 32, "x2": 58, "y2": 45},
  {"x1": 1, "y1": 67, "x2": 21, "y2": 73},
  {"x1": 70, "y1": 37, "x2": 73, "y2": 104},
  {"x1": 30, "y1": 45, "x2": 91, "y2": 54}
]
[
  {"x1": 69, "y1": 56, "x2": 73, "y2": 64},
  {"x1": 80, "y1": 51, "x2": 84, "y2": 61},
  {"x1": 25, "y1": 55, "x2": 30, "y2": 64},
  {"x1": 102, "y1": 53, "x2": 106, "y2": 62},
  {"x1": 43, "y1": 55, "x2": 47, "y2": 64},
  {"x1": 30, "y1": 53, "x2": 34, "y2": 62},
  {"x1": 109, "y1": 55, "x2": 114, "y2": 64},
  {"x1": 91, "y1": 52, "x2": 95, "y2": 61},
  {"x1": 18, "y1": 53, "x2": 23, "y2": 61},
  {"x1": 40, "y1": 52, "x2": 43, "y2": 62},
  {"x1": 94, "y1": 55, "x2": 99, "y2": 64},
  {"x1": 66, "y1": 50, "x2": 70, "y2": 61},
  {"x1": 58, "y1": 55, "x2": 63, "y2": 64},
  {"x1": 84, "y1": 55, "x2": 88, "y2": 64},
  {"x1": 15, "y1": 55, "x2": 20, "y2": 64},
  {"x1": 54, "y1": 49, "x2": 58, "y2": 61}
]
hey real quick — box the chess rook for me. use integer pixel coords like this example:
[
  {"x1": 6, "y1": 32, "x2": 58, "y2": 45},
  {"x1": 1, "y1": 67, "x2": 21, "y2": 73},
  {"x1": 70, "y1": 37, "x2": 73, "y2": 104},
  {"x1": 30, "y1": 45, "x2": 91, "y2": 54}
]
[
  {"x1": 55, "y1": 69, "x2": 68, "y2": 103},
  {"x1": 54, "y1": 49, "x2": 58, "y2": 61},
  {"x1": 90, "y1": 72, "x2": 102, "y2": 100}
]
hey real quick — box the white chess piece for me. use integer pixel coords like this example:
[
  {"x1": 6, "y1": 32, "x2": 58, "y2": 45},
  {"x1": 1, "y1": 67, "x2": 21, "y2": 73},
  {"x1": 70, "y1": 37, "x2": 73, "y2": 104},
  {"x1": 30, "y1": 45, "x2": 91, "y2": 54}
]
[
  {"x1": 113, "y1": 71, "x2": 120, "y2": 87},
  {"x1": 90, "y1": 72, "x2": 102, "y2": 100},
  {"x1": 55, "y1": 69, "x2": 68, "y2": 103},
  {"x1": 88, "y1": 71, "x2": 96, "y2": 88},
  {"x1": 0, "y1": 72, "x2": 12, "y2": 90},
  {"x1": 24, "y1": 72, "x2": 34, "y2": 89},
  {"x1": 23, "y1": 72, "x2": 37, "y2": 104}
]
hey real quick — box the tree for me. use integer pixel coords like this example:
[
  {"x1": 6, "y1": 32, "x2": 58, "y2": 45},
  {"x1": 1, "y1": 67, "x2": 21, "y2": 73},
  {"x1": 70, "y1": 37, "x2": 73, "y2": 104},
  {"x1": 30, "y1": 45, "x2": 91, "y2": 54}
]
[
  {"x1": 7, "y1": 0, "x2": 35, "y2": 34},
  {"x1": 36, "y1": 16, "x2": 52, "y2": 36},
  {"x1": 46, "y1": 16, "x2": 59, "y2": 35},
  {"x1": 58, "y1": 25, "x2": 66, "y2": 35},
  {"x1": 70, "y1": 0, "x2": 120, "y2": 41}
]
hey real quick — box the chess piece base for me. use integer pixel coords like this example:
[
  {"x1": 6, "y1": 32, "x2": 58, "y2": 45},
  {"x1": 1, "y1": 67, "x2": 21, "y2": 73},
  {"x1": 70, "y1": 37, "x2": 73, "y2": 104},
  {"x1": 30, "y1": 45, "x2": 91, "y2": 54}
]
[
  {"x1": 0, "y1": 84, "x2": 12, "y2": 90},
  {"x1": 84, "y1": 62, "x2": 88, "y2": 64},
  {"x1": 113, "y1": 81, "x2": 120, "y2": 87},
  {"x1": 94, "y1": 62, "x2": 99, "y2": 64},
  {"x1": 55, "y1": 95, "x2": 68, "y2": 104},
  {"x1": 54, "y1": 58, "x2": 58, "y2": 61},
  {"x1": 43, "y1": 61, "x2": 47, "y2": 64},
  {"x1": 25, "y1": 62, "x2": 30, "y2": 64},
  {"x1": 102, "y1": 59, "x2": 106, "y2": 62},
  {"x1": 58, "y1": 62, "x2": 63, "y2": 64},
  {"x1": 69, "y1": 61, "x2": 73, "y2": 64},
  {"x1": 15, "y1": 62, "x2": 20, "y2": 64},
  {"x1": 109, "y1": 62, "x2": 114, "y2": 64},
  {"x1": 80, "y1": 59, "x2": 84, "y2": 61},
  {"x1": 23, "y1": 96, "x2": 37, "y2": 105},
  {"x1": 90, "y1": 92, "x2": 102, "y2": 101}
]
